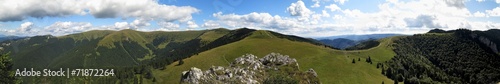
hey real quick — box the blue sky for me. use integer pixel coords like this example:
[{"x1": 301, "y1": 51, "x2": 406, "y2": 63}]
[{"x1": 0, "y1": 0, "x2": 500, "y2": 37}]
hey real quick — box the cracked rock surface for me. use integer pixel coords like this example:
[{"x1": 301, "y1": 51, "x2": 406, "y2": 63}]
[{"x1": 180, "y1": 53, "x2": 319, "y2": 84}]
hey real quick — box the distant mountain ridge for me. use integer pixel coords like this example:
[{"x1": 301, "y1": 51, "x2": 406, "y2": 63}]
[
  {"x1": 315, "y1": 34, "x2": 403, "y2": 49},
  {"x1": 316, "y1": 34, "x2": 404, "y2": 41},
  {"x1": 318, "y1": 38, "x2": 356, "y2": 49},
  {"x1": 0, "y1": 35, "x2": 24, "y2": 42}
]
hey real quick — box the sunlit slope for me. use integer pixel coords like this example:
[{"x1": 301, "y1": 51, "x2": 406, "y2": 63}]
[
  {"x1": 1, "y1": 29, "x2": 230, "y2": 69},
  {"x1": 155, "y1": 30, "x2": 398, "y2": 84}
]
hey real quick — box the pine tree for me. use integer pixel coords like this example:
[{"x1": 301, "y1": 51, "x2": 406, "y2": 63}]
[
  {"x1": 0, "y1": 53, "x2": 16, "y2": 83},
  {"x1": 382, "y1": 68, "x2": 385, "y2": 74},
  {"x1": 178, "y1": 59, "x2": 184, "y2": 65},
  {"x1": 352, "y1": 59, "x2": 356, "y2": 64}
]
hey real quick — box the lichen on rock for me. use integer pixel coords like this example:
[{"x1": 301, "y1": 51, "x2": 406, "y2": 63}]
[{"x1": 180, "y1": 53, "x2": 320, "y2": 84}]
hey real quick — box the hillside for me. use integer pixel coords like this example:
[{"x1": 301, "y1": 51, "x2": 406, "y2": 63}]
[
  {"x1": 0, "y1": 28, "x2": 236, "y2": 83},
  {"x1": 0, "y1": 28, "x2": 419, "y2": 84},
  {"x1": 154, "y1": 30, "x2": 397, "y2": 84},
  {"x1": 319, "y1": 38, "x2": 356, "y2": 49},
  {"x1": 344, "y1": 39, "x2": 380, "y2": 50},
  {"x1": 385, "y1": 29, "x2": 500, "y2": 83}
]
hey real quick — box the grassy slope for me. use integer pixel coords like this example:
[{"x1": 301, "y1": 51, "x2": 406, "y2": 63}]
[{"x1": 153, "y1": 30, "x2": 398, "y2": 84}]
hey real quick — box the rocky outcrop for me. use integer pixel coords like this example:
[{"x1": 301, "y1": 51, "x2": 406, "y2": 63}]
[
  {"x1": 180, "y1": 53, "x2": 319, "y2": 84},
  {"x1": 478, "y1": 36, "x2": 498, "y2": 54},
  {"x1": 470, "y1": 33, "x2": 499, "y2": 54}
]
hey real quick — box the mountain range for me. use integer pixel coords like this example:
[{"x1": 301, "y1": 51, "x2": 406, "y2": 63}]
[
  {"x1": 0, "y1": 28, "x2": 499, "y2": 83},
  {"x1": 316, "y1": 34, "x2": 403, "y2": 49},
  {"x1": 315, "y1": 34, "x2": 404, "y2": 41}
]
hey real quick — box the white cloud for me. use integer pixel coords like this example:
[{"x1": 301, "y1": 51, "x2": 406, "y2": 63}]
[
  {"x1": 287, "y1": 0, "x2": 313, "y2": 17},
  {"x1": 186, "y1": 21, "x2": 199, "y2": 29},
  {"x1": 311, "y1": 0, "x2": 321, "y2": 8},
  {"x1": 43, "y1": 22, "x2": 93, "y2": 36},
  {"x1": 473, "y1": 11, "x2": 486, "y2": 17},
  {"x1": 130, "y1": 19, "x2": 151, "y2": 29},
  {"x1": 212, "y1": 12, "x2": 304, "y2": 30},
  {"x1": 325, "y1": 4, "x2": 341, "y2": 12},
  {"x1": 19, "y1": 22, "x2": 34, "y2": 32},
  {"x1": 486, "y1": 7, "x2": 500, "y2": 16},
  {"x1": 404, "y1": 15, "x2": 444, "y2": 28},
  {"x1": 342, "y1": 9, "x2": 363, "y2": 18},
  {"x1": 84, "y1": 0, "x2": 199, "y2": 22},
  {"x1": 158, "y1": 21, "x2": 180, "y2": 30},
  {"x1": 202, "y1": 20, "x2": 221, "y2": 28},
  {"x1": 334, "y1": 0, "x2": 349, "y2": 5},
  {"x1": 0, "y1": 0, "x2": 199, "y2": 26},
  {"x1": 444, "y1": 0, "x2": 466, "y2": 9},
  {"x1": 322, "y1": 10, "x2": 331, "y2": 17},
  {"x1": 114, "y1": 22, "x2": 130, "y2": 29},
  {"x1": 476, "y1": 0, "x2": 485, "y2": 2},
  {"x1": 497, "y1": 0, "x2": 500, "y2": 3},
  {"x1": 0, "y1": 0, "x2": 85, "y2": 21}
]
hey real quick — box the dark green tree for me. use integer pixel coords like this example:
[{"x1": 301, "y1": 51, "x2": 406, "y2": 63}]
[
  {"x1": 382, "y1": 68, "x2": 385, "y2": 74},
  {"x1": 0, "y1": 53, "x2": 16, "y2": 83},
  {"x1": 177, "y1": 59, "x2": 184, "y2": 65},
  {"x1": 366, "y1": 56, "x2": 372, "y2": 63},
  {"x1": 352, "y1": 59, "x2": 356, "y2": 64}
]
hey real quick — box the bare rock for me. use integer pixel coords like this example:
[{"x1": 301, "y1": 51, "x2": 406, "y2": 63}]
[{"x1": 180, "y1": 53, "x2": 319, "y2": 84}]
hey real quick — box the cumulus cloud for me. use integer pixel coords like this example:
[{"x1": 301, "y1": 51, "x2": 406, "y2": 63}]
[
  {"x1": 114, "y1": 22, "x2": 130, "y2": 29},
  {"x1": 444, "y1": 0, "x2": 466, "y2": 9},
  {"x1": 334, "y1": 0, "x2": 349, "y2": 5},
  {"x1": 404, "y1": 15, "x2": 444, "y2": 28},
  {"x1": 287, "y1": 0, "x2": 313, "y2": 17},
  {"x1": 201, "y1": 20, "x2": 221, "y2": 28},
  {"x1": 43, "y1": 22, "x2": 93, "y2": 36},
  {"x1": 473, "y1": 11, "x2": 486, "y2": 17},
  {"x1": 311, "y1": 0, "x2": 321, "y2": 8},
  {"x1": 325, "y1": 4, "x2": 341, "y2": 12},
  {"x1": 212, "y1": 12, "x2": 304, "y2": 30},
  {"x1": 0, "y1": 0, "x2": 85, "y2": 22},
  {"x1": 130, "y1": 19, "x2": 151, "y2": 29},
  {"x1": 1, "y1": 21, "x2": 93, "y2": 36},
  {"x1": 158, "y1": 21, "x2": 180, "y2": 30},
  {"x1": 342, "y1": 9, "x2": 363, "y2": 18},
  {"x1": 18, "y1": 22, "x2": 34, "y2": 32},
  {"x1": 186, "y1": 21, "x2": 199, "y2": 29},
  {"x1": 486, "y1": 7, "x2": 500, "y2": 16},
  {"x1": 0, "y1": 0, "x2": 199, "y2": 25},
  {"x1": 84, "y1": 0, "x2": 199, "y2": 22}
]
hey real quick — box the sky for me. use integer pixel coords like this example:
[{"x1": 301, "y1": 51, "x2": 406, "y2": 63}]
[{"x1": 0, "y1": 0, "x2": 500, "y2": 37}]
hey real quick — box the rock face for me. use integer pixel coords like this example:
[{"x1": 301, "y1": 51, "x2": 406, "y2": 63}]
[
  {"x1": 180, "y1": 53, "x2": 319, "y2": 84},
  {"x1": 470, "y1": 33, "x2": 499, "y2": 54},
  {"x1": 478, "y1": 36, "x2": 499, "y2": 54}
]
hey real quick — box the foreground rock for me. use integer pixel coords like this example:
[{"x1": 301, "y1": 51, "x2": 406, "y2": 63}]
[{"x1": 180, "y1": 53, "x2": 320, "y2": 84}]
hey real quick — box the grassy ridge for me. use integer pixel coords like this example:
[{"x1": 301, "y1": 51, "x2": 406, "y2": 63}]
[
  {"x1": 154, "y1": 30, "x2": 398, "y2": 84},
  {"x1": 1, "y1": 28, "x2": 401, "y2": 83},
  {"x1": 0, "y1": 29, "x2": 229, "y2": 69}
]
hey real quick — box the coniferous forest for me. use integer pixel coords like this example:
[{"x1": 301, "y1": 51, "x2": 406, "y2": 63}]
[{"x1": 384, "y1": 29, "x2": 500, "y2": 84}]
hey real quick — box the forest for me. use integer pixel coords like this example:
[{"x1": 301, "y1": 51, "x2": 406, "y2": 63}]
[{"x1": 384, "y1": 29, "x2": 500, "y2": 84}]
